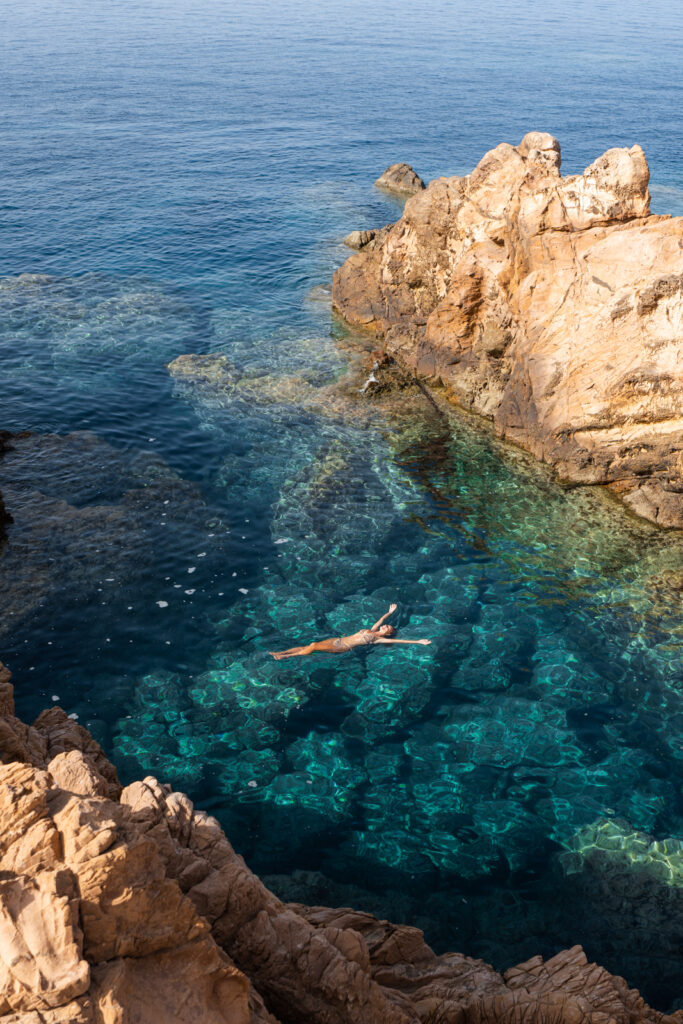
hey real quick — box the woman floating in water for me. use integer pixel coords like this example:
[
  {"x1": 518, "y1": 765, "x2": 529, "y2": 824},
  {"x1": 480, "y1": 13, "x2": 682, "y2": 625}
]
[{"x1": 269, "y1": 603, "x2": 431, "y2": 659}]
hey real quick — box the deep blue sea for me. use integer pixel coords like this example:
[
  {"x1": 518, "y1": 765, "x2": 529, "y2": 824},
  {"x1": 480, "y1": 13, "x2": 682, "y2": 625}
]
[{"x1": 2, "y1": 0, "x2": 683, "y2": 1008}]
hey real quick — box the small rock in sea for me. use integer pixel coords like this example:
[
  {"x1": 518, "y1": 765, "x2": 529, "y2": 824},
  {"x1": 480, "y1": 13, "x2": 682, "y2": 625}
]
[
  {"x1": 344, "y1": 229, "x2": 377, "y2": 250},
  {"x1": 305, "y1": 283, "x2": 332, "y2": 303},
  {"x1": 374, "y1": 162, "x2": 426, "y2": 195},
  {"x1": 51, "y1": 695, "x2": 59, "y2": 701}
]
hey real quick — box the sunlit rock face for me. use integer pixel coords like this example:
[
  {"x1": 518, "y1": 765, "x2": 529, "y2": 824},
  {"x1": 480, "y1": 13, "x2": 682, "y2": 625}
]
[
  {"x1": 1, "y1": 663, "x2": 680, "y2": 1023},
  {"x1": 333, "y1": 134, "x2": 683, "y2": 527}
]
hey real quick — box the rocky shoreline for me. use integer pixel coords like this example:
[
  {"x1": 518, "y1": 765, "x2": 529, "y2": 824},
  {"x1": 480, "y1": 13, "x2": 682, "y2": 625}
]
[
  {"x1": 333, "y1": 135, "x2": 683, "y2": 529},
  {"x1": 1, "y1": 662, "x2": 681, "y2": 1023}
]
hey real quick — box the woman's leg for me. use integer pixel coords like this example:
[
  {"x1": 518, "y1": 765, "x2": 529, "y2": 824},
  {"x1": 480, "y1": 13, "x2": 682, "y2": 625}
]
[
  {"x1": 269, "y1": 644, "x2": 315, "y2": 660},
  {"x1": 269, "y1": 639, "x2": 342, "y2": 659}
]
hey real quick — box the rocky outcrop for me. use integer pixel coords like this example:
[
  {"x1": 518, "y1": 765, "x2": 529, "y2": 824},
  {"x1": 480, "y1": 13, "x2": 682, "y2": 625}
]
[
  {"x1": 1, "y1": 662, "x2": 680, "y2": 1023},
  {"x1": 333, "y1": 134, "x2": 683, "y2": 527},
  {"x1": 374, "y1": 164, "x2": 426, "y2": 196}
]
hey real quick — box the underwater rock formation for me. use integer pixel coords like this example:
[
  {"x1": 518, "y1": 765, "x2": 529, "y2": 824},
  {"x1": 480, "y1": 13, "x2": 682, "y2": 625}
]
[
  {"x1": 0, "y1": 429, "x2": 230, "y2": 641},
  {"x1": 1, "y1": 663, "x2": 680, "y2": 1023},
  {"x1": 555, "y1": 818, "x2": 683, "y2": 1001},
  {"x1": 374, "y1": 164, "x2": 426, "y2": 196},
  {"x1": 333, "y1": 134, "x2": 683, "y2": 528}
]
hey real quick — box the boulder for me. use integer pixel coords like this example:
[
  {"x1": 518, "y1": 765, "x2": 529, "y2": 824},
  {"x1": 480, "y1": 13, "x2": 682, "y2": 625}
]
[
  {"x1": 374, "y1": 164, "x2": 426, "y2": 195},
  {"x1": 344, "y1": 229, "x2": 377, "y2": 249},
  {"x1": 334, "y1": 134, "x2": 683, "y2": 528}
]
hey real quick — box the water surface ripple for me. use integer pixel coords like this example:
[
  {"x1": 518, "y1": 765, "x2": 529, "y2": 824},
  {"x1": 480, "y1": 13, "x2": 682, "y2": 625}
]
[{"x1": 1, "y1": 0, "x2": 683, "y2": 1008}]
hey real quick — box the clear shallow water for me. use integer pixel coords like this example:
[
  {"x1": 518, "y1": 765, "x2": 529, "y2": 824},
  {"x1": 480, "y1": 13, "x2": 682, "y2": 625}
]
[{"x1": 2, "y1": 0, "x2": 683, "y2": 1007}]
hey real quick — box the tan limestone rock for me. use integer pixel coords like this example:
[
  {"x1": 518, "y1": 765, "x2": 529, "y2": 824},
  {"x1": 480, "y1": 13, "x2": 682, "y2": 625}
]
[
  {"x1": 89, "y1": 937, "x2": 251, "y2": 1024},
  {"x1": 333, "y1": 135, "x2": 683, "y2": 527},
  {"x1": 32, "y1": 710, "x2": 121, "y2": 800},
  {"x1": 47, "y1": 752, "x2": 110, "y2": 799},
  {"x1": 0, "y1": 694, "x2": 264, "y2": 1024},
  {"x1": 0, "y1": 872, "x2": 89, "y2": 1014}
]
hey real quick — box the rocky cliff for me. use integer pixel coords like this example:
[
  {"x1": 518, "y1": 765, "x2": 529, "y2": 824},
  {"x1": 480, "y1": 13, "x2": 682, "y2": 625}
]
[
  {"x1": 1, "y1": 662, "x2": 680, "y2": 1024},
  {"x1": 332, "y1": 134, "x2": 683, "y2": 528}
]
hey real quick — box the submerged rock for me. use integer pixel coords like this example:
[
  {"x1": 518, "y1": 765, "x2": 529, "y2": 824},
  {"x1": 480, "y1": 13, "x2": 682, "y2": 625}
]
[
  {"x1": 0, "y1": 429, "x2": 230, "y2": 640},
  {"x1": 0, "y1": 663, "x2": 680, "y2": 1023},
  {"x1": 334, "y1": 133, "x2": 683, "y2": 528},
  {"x1": 374, "y1": 163, "x2": 426, "y2": 195}
]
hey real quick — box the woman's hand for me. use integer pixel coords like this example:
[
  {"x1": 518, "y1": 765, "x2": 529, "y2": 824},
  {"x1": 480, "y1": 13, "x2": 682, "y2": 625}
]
[
  {"x1": 418, "y1": 639, "x2": 431, "y2": 645},
  {"x1": 388, "y1": 603, "x2": 398, "y2": 614}
]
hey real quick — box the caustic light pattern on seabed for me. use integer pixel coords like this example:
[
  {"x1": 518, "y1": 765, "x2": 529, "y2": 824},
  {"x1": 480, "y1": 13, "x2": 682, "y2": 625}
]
[{"x1": 126, "y1": 328, "x2": 683, "y2": 999}]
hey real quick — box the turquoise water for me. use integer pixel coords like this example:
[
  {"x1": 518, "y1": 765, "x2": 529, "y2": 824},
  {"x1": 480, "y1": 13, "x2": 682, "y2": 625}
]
[{"x1": 2, "y1": 0, "x2": 683, "y2": 1007}]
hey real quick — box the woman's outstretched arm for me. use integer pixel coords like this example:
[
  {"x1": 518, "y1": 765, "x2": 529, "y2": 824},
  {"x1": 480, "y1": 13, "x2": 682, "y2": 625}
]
[
  {"x1": 375, "y1": 638, "x2": 431, "y2": 645},
  {"x1": 371, "y1": 602, "x2": 397, "y2": 631}
]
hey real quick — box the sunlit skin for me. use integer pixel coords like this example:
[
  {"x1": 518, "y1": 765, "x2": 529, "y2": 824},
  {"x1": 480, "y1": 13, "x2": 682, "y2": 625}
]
[{"x1": 269, "y1": 603, "x2": 431, "y2": 659}]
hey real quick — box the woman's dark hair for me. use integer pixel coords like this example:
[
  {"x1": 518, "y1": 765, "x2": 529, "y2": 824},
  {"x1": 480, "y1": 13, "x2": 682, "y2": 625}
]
[{"x1": 384, "y1": 624, "x2": 397, "y2": 636}]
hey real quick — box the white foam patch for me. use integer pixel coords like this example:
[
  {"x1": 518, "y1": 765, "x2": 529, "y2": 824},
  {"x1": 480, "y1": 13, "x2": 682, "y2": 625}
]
[
  {"x1": 274, "y1": 538, "x2": 290, "y2": 544},
  {"x1": 238, "y1": 588, "x2": 249, "y2": 595},
  {"x1": 185, "y1": 589, "x2": 195, "y2": 595},
  {"x1": 156, "y1": 600, "x2": 169, "y2": 608},
  {"x1": 187, "y1": 567, "x2": 196, "y2": 574}
]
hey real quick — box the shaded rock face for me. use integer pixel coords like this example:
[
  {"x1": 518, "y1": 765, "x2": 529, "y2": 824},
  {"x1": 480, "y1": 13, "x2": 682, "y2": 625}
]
[
  {"x1": 374, "y1": 164, "x2": 426, "y2": 196},
  {"x1": 333, "y1": 133, "x2": 683, "y2": 528},
  {"x1": 1, "y1": 662, "x2": 680, "y2": 1024}
]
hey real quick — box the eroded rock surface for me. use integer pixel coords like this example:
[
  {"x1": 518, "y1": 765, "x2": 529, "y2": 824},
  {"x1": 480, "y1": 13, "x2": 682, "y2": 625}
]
[
  {"x1": 334, "y1": 135, "x2": 683, "y2": 527},
  {"x1": 0, "y1": 662, "x2": 680, "y2": 1023}
]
